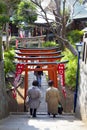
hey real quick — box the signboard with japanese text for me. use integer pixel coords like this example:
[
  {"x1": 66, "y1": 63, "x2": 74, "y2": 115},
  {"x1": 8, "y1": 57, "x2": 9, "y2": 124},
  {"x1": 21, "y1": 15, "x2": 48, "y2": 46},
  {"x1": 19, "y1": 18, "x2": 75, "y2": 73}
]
[{"x1": 58, "y1": 64, "x2": 66, "y2": 98}]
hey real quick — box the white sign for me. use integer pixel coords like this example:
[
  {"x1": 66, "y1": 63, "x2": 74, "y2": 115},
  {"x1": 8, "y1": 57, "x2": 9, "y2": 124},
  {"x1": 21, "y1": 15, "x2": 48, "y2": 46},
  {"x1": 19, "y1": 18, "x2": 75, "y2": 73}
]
[{"x1": 2, "y1": 35, "x2": 6, "y2": 42}]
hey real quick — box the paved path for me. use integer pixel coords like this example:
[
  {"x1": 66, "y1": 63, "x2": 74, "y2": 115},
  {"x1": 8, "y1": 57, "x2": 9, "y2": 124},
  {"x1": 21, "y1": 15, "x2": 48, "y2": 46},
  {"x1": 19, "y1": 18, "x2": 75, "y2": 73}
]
[
  {"x1": 0, "y1": 114, "x2": 87, "y2": 130},
  {"x1": 28, "y1": 71, "x2": 48, "y2": 114}
]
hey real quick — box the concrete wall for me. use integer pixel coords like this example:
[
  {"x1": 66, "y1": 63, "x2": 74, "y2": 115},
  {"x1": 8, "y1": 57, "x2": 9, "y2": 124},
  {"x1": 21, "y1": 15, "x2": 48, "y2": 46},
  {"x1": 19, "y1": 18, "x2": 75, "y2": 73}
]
[{"x1": 75, "y1": 61, "x2": 87, "y2": 123}]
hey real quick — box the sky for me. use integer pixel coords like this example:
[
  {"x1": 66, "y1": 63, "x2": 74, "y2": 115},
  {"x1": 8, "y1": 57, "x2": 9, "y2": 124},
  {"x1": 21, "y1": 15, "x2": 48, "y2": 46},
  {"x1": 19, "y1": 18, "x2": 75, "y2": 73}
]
[{"x1": 35, "y1": 0, "x2": 87, "y2": 22}]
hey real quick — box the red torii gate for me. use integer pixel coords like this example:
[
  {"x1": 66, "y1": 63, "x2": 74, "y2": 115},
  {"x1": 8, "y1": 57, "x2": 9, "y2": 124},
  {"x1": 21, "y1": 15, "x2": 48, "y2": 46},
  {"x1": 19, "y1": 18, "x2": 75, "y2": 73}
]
[
  {"x1": 16, "y1": 47, "x2": 60, "y2": 53},
  {"x1": 15, "y1": 47, "x2": 63, "y2": 87},
  {"x1": 15, "y1": 47, "x2": 68, "y2": 111}
]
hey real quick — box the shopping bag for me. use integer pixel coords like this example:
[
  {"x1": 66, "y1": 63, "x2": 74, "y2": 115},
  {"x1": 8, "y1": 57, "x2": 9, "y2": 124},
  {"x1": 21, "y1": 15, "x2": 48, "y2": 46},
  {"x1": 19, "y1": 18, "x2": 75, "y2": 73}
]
[
  {"x1": 25, "y1": 96, "x2": 30, "y2": 106},
  {"x1": 58, "y1": 102, "x2": 63, "y2": 115}
]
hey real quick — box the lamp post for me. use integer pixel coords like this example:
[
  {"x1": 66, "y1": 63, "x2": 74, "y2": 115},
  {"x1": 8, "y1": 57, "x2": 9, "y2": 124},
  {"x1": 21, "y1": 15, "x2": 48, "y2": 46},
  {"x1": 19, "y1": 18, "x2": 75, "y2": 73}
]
[{"x1": 74, "y1": 43, "x2": 82, "y2": 113}]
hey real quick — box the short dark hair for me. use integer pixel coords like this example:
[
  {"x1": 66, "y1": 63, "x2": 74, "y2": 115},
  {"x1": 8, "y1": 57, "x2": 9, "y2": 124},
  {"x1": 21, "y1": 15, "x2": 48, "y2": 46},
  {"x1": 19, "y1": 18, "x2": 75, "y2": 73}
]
[
  {"x1": 36, "y1": 65, "x2": 40, "y2": 68},
  {"x1": 32, "y1": 80, "x2": 39, "y2": 86},
  {"x1": 48, "y1": 80, "x2": 54, "y2": 86}
]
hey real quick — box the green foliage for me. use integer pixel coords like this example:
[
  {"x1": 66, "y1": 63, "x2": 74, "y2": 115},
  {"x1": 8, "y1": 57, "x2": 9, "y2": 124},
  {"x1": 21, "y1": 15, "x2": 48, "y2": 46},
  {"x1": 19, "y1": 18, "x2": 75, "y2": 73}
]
[
  {"x1": 12, "y1": 0, "x2": 37, "y2": 26},
  {"x1": 63, "y1": 29, "x2": 84, "y2": 89},
  {"x1": 9, "y1": 36, "x2": 17, "y2": 48},
  {"x1": 43, "y1": 41, "x2": 57, "y2": 47},
  {"x1": 0, "y1": 15, "x2": 9, "y2": 24},
  {"x1": 4, "y1": 49, "x2": 15, "y2": 77},
  {"x1": 67, "y1": 30, "x2": 84, "y2": 45},
  {"x1": 0, "y1": 1, "x2": 7, "y2": 13},
  {"x1": 61, "y1": 49, "x2": 77, "y2": 90},
  {"x1": 0, "y1": 1, "x2": 9, "y2": 28}
]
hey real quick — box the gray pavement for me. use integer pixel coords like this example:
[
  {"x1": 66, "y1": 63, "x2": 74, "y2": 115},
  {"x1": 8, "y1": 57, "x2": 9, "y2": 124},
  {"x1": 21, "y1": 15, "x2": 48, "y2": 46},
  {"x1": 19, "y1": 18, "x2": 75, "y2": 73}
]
[
  {"x1": 0, "y1": 114, "x2": 87, "y2": 130},
  {"x1": 0, "y1": 71, "x2": 87, "y2": 130}
]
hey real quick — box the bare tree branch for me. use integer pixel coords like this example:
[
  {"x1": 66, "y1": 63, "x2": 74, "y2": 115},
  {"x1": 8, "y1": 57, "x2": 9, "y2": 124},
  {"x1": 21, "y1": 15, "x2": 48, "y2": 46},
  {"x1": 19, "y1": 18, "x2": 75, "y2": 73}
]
[{"x1": 31, "y1": 0, "x2": 77, "y2": 56}]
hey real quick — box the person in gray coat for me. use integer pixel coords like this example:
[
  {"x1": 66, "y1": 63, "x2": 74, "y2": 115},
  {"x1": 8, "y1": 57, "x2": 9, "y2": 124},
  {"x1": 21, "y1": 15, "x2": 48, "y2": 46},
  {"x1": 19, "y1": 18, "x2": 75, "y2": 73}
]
[{"x1": 27, "y1": 80, "x2": 41, "y2": 117}]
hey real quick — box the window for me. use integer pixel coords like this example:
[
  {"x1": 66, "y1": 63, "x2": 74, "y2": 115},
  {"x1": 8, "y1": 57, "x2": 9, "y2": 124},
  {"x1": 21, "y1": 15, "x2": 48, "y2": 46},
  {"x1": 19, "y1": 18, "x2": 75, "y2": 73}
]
[{"x1": 82, "y1": 42, "x2": 87, "y2": 64}]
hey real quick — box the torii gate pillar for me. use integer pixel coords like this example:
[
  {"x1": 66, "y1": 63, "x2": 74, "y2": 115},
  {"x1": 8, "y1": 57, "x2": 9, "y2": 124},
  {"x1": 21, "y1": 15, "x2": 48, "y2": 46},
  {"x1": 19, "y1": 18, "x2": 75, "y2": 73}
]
[{"x1": 24, "y1": 65, "x2": 28, "y2": 112}]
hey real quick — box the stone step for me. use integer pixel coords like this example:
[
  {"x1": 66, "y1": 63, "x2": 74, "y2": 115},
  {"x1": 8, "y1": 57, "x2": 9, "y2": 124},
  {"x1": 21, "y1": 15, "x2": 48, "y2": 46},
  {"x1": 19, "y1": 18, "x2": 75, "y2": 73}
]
[
  {"x1": 10, "y1": 112, "x2": 74, "y2": 116},
  {"x1": 10, "y1": 112, "x2": 47, "y2": 115}
]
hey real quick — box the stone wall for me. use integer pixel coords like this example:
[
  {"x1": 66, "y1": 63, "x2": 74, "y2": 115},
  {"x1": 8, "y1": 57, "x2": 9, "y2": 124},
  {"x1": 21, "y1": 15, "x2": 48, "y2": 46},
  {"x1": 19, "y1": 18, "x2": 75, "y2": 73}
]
[
  {"x1": 0, "y1": 61, "x2": 9, "y2": 119},
  {"x1": 75, "y1": 61, "x2": 87, "y2": 123}
]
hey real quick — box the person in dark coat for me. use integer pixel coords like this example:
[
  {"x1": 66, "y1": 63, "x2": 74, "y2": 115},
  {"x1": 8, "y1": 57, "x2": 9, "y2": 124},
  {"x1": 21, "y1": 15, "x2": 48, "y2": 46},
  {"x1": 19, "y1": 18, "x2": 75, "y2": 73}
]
[
  {"x1": 27, "y1": 80, "x2": 41, "y2": 117},
  {"x1": 34, "y1": 66, "x2": 43, "y2": 87}
]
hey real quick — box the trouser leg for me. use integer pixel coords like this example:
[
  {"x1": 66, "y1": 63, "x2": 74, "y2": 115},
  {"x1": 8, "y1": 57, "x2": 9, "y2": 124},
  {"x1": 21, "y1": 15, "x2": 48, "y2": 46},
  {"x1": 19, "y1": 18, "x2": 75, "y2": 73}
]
[
  {"x1": 38, "y1": 76, "x2": 41, "y2": 87},
  {"x1": 39, "y1": 76, "x2": 41, "y2": 87},
  {"x1": 33, "y1": 109, "x2": 37, "y2": 117},
  {"x1": 30, "y1": 108, "x2": 33, "y2": 115},
  {"x1": 53, "y1": 114, "x2": 56, "y2": 118}
]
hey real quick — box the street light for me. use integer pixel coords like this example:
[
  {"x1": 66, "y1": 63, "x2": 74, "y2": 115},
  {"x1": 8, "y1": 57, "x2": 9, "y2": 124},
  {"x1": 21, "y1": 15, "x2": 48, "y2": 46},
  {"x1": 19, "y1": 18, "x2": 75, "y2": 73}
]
[{"x1": 74, "y1": 43, "x2": 82, "y2": 113}]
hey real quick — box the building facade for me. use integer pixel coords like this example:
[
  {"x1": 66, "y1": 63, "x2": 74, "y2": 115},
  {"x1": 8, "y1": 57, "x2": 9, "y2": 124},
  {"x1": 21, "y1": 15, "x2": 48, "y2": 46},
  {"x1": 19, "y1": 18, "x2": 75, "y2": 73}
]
[{"x1": 75, "y1": 41, "x2": 87, "y2": 123}]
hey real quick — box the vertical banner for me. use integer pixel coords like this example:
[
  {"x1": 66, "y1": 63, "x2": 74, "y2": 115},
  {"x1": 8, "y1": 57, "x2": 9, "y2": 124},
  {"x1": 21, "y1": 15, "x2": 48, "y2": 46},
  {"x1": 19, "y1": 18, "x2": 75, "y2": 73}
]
[
  {"x1": 13, "y1": 63, "x2": 25, "y2": 99},
  {"x1": 57, "y1": 64, "x2": 66, "y2": 98},
  {"x1": 13, "y1": 63, "x2": 25, "y2": 88}
]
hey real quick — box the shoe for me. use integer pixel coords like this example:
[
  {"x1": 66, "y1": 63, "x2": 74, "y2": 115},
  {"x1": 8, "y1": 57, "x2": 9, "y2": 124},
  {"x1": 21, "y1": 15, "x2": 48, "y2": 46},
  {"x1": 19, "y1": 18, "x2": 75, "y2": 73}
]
[
  {"x1": 33, "y1": 115, "x2": 36, "y2": 118},
  {"x1": 30, "y1": 115, "x2": 32, "y2": 118},
  {"x1": 48, "y1": 112, "x2": 50, "y2": 115},
  {"x1": 53, "y1": 115, "x2": 56, "y2": 118}
]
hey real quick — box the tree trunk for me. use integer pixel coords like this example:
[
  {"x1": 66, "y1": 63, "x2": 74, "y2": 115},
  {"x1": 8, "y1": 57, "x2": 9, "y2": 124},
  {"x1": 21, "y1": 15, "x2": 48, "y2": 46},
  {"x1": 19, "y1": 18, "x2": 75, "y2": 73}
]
[
  {"x1": 62, "y1": 0, "x2": 66, "y2": 38},
  {"x1": 54, "y1": 0, "x2": 61, "y2": 36}
]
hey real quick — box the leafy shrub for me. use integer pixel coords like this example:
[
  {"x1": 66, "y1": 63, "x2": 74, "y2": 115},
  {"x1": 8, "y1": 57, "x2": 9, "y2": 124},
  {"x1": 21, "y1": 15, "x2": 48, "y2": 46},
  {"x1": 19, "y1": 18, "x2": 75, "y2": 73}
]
[
  {"x1": 61, "y1": 49, "x2": 77, "y2": 90},
  {"x1": 4, "y1": 49, "x2": 15, "y2": 77},
  {"x1": 67, "y1": 30, "x2": 84, "y2": 45},
  {"x1": 60, "y1": 30, "x2": 84, "y2": 90},
  {"x1": 43, "y1": 41, "x2": 57, "y2": 47}
]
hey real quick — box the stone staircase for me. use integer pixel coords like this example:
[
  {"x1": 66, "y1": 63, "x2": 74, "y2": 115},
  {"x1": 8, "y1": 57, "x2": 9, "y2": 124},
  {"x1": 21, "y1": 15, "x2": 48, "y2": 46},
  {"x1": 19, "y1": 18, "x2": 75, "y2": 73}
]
[{"x1": 28, "y1": 71, "x2": 48, "y2": 114}]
